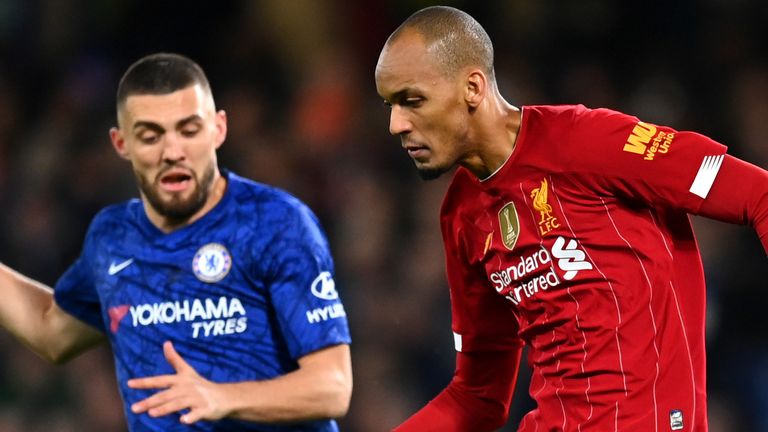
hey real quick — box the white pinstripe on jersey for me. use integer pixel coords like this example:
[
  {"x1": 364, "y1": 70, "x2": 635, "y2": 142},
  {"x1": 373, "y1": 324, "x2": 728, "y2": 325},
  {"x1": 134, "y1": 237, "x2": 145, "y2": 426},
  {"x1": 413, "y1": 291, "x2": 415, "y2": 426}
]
[
  {"x1": 647, "y1": 209, "x2": 698, "y2": 431},
  {"x1": 600, "y1": 197, "x2": 660, "y2": 432}
]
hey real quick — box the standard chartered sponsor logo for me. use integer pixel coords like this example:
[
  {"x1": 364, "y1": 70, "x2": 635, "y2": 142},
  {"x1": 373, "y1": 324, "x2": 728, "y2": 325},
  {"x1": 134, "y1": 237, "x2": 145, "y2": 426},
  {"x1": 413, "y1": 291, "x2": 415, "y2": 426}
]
[
  {"x1": 129, "y1": 296, "x2": 248, "y2": 338},
  {"x1": 489, "y1": 236, "x2": 592, "y2": 305},
  {"x1": 490, "y1": 248, "x2": 552, "y2": 292},
  {"x1": 503, "y1": 267, "x2": 561, "y2": 305}
]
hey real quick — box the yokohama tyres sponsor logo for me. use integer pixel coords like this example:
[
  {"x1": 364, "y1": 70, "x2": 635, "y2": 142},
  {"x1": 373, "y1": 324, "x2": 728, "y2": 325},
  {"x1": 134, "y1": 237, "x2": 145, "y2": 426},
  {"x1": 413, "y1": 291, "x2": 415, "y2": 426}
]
[
  {"x1": 127, "y1": 296, "x2": 248, "y2": 338},
  {"x1": 489, "y1": 236, "x2": 593, "y2": 305}
]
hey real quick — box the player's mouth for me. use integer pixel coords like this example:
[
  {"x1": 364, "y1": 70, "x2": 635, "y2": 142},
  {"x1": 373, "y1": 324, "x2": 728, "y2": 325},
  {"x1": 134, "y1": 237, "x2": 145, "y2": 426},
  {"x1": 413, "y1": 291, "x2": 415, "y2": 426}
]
[
  {"x1": 158, "y1": 170, "x2": 194, "y2": 193},
  {"x1": 404, "y1": 143, "x2": 430, "y2": 160}
]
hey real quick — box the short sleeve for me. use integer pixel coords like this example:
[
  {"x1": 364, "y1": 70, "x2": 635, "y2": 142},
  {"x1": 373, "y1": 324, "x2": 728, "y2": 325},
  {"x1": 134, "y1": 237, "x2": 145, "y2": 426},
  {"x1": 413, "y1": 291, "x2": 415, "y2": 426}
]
[
  {"x1": 263, "y1": 200, "x2": 351, "y2": 360},
  {"x1": 566, "y1": 107, "x2": 728, "y2": 213},
  {"x1": 53, "y1": 228, "x2": 105, "y2": 333}
]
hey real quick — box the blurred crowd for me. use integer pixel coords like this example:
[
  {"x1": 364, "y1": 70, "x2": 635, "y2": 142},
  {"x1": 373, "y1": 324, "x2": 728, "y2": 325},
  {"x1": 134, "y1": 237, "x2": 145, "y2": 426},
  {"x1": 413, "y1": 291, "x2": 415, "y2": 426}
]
[{"x1": 0, "y1": 1, "x2": 766, "y2": 431}]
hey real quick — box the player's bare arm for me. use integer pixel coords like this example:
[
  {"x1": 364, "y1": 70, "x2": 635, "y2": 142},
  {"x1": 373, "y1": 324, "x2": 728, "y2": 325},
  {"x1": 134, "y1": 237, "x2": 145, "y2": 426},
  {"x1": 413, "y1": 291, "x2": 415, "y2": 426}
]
[
  {"x1": 0, "y1": 263, "x2": 104, "y2": 363},
  {"x1": 128, "y1": 341, "x2": 352, "y2": 425}
]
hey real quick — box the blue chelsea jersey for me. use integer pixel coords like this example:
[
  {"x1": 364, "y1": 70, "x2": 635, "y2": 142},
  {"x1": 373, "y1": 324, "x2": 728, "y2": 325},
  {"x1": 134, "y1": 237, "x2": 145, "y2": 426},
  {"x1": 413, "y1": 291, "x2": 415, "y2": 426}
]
[{"x1": 54, "y1": 171, "x2": 351, "y2": 432}]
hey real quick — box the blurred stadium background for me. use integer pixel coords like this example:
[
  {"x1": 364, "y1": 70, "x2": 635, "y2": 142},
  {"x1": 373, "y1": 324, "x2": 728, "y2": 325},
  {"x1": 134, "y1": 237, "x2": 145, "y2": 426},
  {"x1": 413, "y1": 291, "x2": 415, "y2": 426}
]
[{"x1": 0, "y1": 0, "x2": 765, "y2": 431}]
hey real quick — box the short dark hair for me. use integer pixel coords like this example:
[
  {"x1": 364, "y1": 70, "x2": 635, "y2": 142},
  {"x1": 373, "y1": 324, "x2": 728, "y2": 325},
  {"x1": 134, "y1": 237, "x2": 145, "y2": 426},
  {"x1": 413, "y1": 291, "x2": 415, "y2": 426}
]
[
  {"x1": 116, "y1": 52, "x2": 212, "y2": 114},
  {"x1": 388, "y1": 6, "x2": 495, "y2": 81}
]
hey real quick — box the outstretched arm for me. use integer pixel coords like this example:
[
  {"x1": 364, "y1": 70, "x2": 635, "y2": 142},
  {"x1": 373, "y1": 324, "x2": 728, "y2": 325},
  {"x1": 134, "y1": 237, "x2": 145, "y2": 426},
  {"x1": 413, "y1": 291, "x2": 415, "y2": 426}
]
[
  {"x1": 696, "y1": 155, "x2": 768, "y2": 253},
  {"x1": 394, "y1": 348, "x2": 522, "y2": 432},
  {"x1": 0, "y1": 263, "x2": 104, "y2": 363},
  {"x1": 128, "y1": 341, "x2": 352, "y2": 424}
]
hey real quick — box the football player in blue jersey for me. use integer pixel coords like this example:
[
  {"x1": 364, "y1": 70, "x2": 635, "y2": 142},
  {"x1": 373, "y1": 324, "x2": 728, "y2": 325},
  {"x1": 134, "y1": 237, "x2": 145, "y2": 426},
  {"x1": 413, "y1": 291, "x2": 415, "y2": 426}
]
[{"x1": 0, "y1": 52, "x2": 352, "y2": 431}]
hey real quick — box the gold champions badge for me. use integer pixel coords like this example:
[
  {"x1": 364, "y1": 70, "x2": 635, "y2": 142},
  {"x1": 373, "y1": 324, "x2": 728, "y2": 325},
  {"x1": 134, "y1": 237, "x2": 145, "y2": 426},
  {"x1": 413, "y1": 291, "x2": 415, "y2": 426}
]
[
  {"x1": 530, "y1": 178, "x2": 560, "y2": 236},
  {"x1": 498, "y1": 202, "x2": 520, "y2": 250}
]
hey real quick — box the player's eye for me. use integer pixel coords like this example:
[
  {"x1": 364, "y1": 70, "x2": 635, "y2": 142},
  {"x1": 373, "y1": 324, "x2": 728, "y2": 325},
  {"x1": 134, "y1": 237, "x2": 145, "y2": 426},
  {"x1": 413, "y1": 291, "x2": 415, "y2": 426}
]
[
  {"x1": 382, "y1": 100, "x2": 393, "y2": 108},
  {"x1": 137, "y1": 131, "x2": 160, "y2": 144},
  {"x1": 180, "y1": 126, "x2": 201, "y2": 138},
  {"x1": 403, "y1": 97, "x2": 424, "y2": 108}
]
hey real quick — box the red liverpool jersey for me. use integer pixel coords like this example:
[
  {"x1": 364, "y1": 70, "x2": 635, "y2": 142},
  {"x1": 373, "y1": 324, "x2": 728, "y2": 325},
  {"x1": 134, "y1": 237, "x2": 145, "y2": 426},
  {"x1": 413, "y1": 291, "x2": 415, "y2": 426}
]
[{"x1": 441, "y1": 105, "x2": 728, "y2": 431}]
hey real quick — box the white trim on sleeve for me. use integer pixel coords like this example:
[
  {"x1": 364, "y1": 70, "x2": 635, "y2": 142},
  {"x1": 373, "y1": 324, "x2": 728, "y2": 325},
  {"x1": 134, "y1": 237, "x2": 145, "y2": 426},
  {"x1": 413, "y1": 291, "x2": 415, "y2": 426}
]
[
  {"x1": 689, "y1": 155, "x2": 724, "y2": 199},
  {"x1": 453, "y1": 332, "x2": 463, "y2": 352}
]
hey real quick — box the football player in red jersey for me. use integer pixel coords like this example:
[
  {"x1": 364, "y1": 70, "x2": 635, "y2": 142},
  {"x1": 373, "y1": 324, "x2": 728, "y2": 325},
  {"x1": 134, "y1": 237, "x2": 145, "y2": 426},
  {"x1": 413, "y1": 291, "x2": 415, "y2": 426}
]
[{"x1": 376, "y1": 6, "x2": 768, "y2": 432}]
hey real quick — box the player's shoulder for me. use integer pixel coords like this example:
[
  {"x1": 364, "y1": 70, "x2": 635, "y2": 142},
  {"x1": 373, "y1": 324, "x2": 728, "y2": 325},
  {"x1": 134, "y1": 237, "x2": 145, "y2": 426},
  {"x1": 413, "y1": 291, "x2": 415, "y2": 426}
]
[
  {"x1": 524, "y1": 103, "x2": 586, "y2": 117},
  {"x1": 70, "y1": 199, "x2": 143, "y2": 252},
  {"x1": 87, "y1": 199, "x2": 142, "y2": 236},
  {"x1": 226, "y1": 172, "x2": 319, "y2": 225},
  {"x1": 523, "y1": 104, "x2": 633, "y2": 126},
  {"x1": 520, "y1": 104, "x2": 641, "y2": 163},
  {"x1": 228, "y1": 172, "x2": 309, "y2": 210},
  {"x1": 521, "y1": 103, "x2": 587, "y2": 124}
]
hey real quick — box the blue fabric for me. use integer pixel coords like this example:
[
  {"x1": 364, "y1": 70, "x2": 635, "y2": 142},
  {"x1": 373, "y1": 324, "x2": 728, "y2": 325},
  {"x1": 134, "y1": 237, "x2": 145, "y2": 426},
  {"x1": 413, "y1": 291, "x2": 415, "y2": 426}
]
[{"x1": 54, "y1": 171, "x2": 350, "y2": 431}]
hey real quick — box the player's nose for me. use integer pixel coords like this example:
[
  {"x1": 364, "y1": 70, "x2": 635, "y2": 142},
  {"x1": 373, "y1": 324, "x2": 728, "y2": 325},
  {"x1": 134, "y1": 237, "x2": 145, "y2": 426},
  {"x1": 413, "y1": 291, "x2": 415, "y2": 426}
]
[
  {"x1": 389, "y1": 105, "x2": 411, "y2": 136},
  {"x1": 162, "y1": 133, "x2": 186, "y2": 162}
]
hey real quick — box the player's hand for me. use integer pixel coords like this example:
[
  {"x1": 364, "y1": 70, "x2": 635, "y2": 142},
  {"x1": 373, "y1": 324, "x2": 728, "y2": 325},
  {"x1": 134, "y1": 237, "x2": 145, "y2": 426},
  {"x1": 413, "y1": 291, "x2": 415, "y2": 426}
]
[{"x1": 127, "y1": 341, "x2": 228, "y2": 424}]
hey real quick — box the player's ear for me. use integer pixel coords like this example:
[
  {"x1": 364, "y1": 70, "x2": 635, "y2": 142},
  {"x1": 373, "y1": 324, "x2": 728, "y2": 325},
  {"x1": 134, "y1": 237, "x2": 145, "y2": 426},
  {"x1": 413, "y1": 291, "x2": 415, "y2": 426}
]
[
  {"x1": 465, "y1": 69, "x2": 487, "y2": 110},
  {"x1": 213, "y1": 110, "x2": 227, "y2": 150},
  {"x1": 110, "y1": 127, "x2": 131, "y2": 160}
]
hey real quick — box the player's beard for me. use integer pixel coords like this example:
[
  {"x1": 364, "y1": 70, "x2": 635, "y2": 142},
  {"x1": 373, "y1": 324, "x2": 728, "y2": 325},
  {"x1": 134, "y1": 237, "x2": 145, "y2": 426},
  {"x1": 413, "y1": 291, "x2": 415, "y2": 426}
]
[
  {"x1": 136, "y1": 162, "x2": 216, "y2": 223},
  {"x1": 410, "y1": 145, "x2": 450, "y2": 180},
  {"x1": 416, "y1": 165, "x2": 448, "y2": 181}
]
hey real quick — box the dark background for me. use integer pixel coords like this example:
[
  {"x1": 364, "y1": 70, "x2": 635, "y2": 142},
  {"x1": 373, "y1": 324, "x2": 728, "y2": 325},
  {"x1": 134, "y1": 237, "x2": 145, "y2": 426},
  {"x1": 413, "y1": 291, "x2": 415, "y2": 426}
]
[{"x1": 0, "y1": 1, "x2": 765, "y2": 431}]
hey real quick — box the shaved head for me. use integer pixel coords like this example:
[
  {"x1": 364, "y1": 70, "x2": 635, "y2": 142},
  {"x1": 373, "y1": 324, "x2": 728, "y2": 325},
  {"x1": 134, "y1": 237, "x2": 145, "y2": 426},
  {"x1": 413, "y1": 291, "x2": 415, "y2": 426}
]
[
  {"x1": 116, "y1": 53, "x2": 214, "y2": 125},
  {"x1": 376, "y1": 6, "x2": 508, "y2": 182},
  {"x1": 386, "y1": 6, "x2": 495, "y2": 82}
]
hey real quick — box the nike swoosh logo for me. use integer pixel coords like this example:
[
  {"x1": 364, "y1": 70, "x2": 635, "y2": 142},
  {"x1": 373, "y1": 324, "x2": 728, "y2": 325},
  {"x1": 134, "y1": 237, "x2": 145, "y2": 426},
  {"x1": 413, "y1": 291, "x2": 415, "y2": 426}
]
[{"x1": 108, "y1": 258, "x2": 134, "y2": 275}]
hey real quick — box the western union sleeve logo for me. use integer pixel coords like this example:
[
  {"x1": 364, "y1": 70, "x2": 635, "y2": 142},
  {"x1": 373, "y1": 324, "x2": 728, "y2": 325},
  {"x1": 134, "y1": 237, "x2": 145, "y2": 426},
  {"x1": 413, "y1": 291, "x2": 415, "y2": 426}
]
[
  {"x1": 623, "y1": 121, "x2": 675, "y2": 161},
  {"x1": 623, "y1": 122, "x2": 656, "y2": 154}
]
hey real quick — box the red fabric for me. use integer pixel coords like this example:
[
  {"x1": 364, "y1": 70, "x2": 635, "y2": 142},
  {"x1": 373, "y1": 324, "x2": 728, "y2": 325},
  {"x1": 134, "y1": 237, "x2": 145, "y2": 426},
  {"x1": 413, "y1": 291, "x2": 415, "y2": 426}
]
[
  {"x1": 697, "y1": 155, "x2": 768, "y2": 254},
  {"x1": 393, "y1": 350, "x2": 521, "y2": 432},
  {"x1": 437, "y1": 105, "x2": 740, "y2": 431}
]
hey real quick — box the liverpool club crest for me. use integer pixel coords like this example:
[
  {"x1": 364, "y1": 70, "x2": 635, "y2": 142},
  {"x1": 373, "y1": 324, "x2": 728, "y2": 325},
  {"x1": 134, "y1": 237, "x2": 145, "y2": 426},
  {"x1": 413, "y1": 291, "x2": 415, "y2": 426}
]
[{"x1": 530, "y1": 178, "x2": 560, "y2": 235}]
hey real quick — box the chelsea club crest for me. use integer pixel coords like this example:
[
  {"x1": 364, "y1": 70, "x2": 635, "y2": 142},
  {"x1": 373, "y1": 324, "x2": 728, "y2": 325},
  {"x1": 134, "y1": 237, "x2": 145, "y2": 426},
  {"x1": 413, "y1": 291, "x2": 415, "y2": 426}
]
[{"x1": 192, "y1": 243, "x2": 232, "y2": 283}]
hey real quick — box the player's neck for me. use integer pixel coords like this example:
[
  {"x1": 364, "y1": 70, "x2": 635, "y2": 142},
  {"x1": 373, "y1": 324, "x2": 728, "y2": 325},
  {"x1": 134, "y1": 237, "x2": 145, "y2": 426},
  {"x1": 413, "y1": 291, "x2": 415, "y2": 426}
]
[{"x1": 461, "y1": 102, "x2": 521, "y2": 180}]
